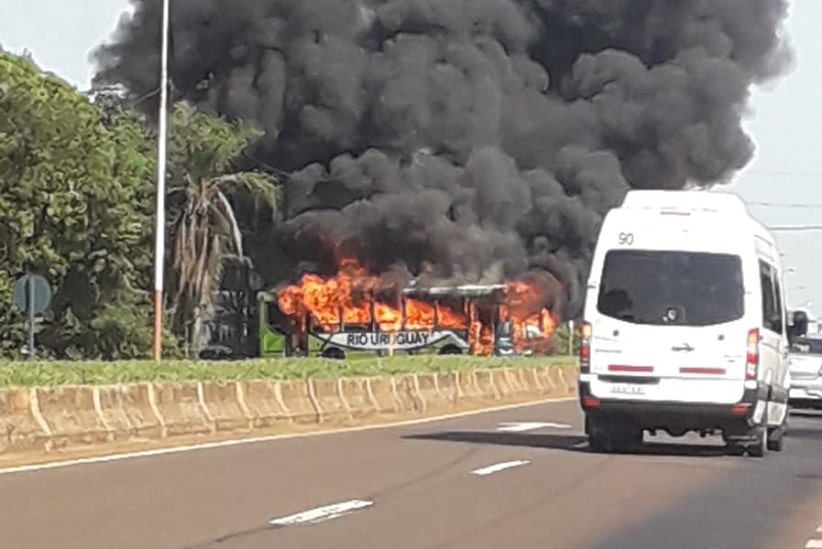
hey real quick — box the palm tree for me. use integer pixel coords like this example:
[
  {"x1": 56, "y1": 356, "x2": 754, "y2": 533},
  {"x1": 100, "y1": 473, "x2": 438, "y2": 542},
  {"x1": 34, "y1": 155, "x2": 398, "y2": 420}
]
[{"x1": 165, "y1": 102, "x2": 278, "y2": 356}]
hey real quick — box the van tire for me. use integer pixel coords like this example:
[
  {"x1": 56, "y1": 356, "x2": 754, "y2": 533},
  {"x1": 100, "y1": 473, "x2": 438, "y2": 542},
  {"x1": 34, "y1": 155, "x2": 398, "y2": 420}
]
[
  {"x1": 767, "y1": 413, "x2": 787, "y2": 452},
  {"x1": 586, "y1": 415, "x2": 610, "y2": 453},
  {"x1": 767, "y1": 431, "x2": 784, "y2": 452},
  {"x1": 747, "y1": 431, "x2": 767, "y2": 458},
  {"x1": 748, "y1": 414, "x2": 770, "y2": 458}
]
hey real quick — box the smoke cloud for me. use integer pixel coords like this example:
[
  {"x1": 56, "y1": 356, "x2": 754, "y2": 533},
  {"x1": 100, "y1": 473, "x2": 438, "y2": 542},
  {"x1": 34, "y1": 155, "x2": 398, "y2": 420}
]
[{"x1": 94, "y1": 0, "x2": 792, "y2": 318}]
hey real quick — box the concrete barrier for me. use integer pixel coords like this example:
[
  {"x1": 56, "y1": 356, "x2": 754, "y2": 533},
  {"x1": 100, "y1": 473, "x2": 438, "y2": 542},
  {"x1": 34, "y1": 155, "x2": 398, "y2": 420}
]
[
  {"x1": 200, "y1": 382, "x2": 254, "y2": 434},
  {"x1": 151, "y1": 382, "x2": 213, "y2": 437},
  {"x1": 338, "y1": 378, "x2": 378, "y2": 419},
  {"x1": 310, "y1": 378, "x2": 352, "y2": 424},
  {"x1": 0, "y1": 365, "x2": 579, "y2": 462},
  {"x1": 368, "y1": 376, "x2": 401, "y2": 414},
  {"x1": 393, "y1": 375, "x2": 422, "y2": 412},
  {"x1": 0, "y1": 388, "x2": 50, "y2": 454},
  {"x1": 96, "y1": 384, "x2": 164, "y2": 441},
  {"x1": 277, "y1": 379, "x2": 321, "y2": 423},
  {"x1": 435, "y1": 372, "x2": 460, "y2": 406},
  {"x1": 36, "y1": 386, "x2": 108, "y2": 448},
  {"x1": 241, "y1": 380, "x2": 291, "y2": 429}
]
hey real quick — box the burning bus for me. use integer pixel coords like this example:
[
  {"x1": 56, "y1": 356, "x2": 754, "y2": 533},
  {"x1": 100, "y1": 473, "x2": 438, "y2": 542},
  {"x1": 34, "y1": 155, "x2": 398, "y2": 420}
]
[{"x1": 257, "y1": 260, "x2": 558, "y2": 359}]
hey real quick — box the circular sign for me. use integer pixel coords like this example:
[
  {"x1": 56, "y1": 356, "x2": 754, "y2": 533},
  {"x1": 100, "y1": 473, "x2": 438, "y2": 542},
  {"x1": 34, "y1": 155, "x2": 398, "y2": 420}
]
[{"x1": 13, "y1": 273, "x2": 52, "y2": 315}]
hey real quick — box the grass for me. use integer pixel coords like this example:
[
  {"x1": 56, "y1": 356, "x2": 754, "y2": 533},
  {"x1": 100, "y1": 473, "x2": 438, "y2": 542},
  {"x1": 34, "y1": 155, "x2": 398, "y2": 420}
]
[{"x1": 0, "y1": 355, "x2": 578, "y2": 387}]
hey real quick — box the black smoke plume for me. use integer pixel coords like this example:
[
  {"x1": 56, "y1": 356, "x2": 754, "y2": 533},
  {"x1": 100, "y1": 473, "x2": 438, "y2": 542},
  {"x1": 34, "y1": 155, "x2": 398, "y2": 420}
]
[{"x1": 93, "y1": 0, "x2": 792, "y2": 318}]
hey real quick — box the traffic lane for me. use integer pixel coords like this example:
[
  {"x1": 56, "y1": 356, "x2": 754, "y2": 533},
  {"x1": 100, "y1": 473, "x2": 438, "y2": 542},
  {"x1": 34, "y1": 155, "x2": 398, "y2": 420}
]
[
  {"x1": 0, "y1": 398, "x2": 580, "y2": 549},
  {"x1": 220, "y1": 416, "x2": 822, "y2": 549},
  {"x1": 4, "y1": 397, "x2": 814, "y2": 549},
  {"x1": 242, "y1": 439, "x2": 731, "y2": 549},
  {"x1": 587, "y1": 410, "x2": 822, "y2": 549},
  {"x1": 761, "y1": 411, "x2": 822, "y2": 548}
]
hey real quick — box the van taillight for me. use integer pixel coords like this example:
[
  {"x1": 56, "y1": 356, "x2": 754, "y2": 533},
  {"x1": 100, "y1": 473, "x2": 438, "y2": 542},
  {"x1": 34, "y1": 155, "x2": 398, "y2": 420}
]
[
  {"x1": 579, "y1": 322, "x2": 592, "y2": 373},
  {"x1": 746, "y1": 328, "x2": 759, "y2": 381}
]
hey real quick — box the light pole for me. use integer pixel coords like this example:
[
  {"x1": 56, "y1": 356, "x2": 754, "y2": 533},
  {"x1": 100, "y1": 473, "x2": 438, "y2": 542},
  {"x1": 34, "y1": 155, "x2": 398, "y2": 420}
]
[{"x1": 153, "y1": 0, "x2": 170, "y2": 361}]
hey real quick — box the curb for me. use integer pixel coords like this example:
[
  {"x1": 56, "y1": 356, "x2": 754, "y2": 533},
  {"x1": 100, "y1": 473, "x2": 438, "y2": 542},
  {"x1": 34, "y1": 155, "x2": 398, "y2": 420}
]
[{"x1": 0, "y1": 365, "x2": 578, "y2": 459}]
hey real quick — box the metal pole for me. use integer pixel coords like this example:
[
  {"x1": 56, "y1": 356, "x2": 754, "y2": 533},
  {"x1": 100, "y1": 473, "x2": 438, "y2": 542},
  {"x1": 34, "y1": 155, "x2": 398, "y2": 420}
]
[
  {"x1": 27, "y1": 273, "x2": 35, "y2": 360},
  {"x1": 568, "y1": 320, "x2": 574, "y2": 356},
  {"x1": 153, "y1": 0, "x2": 171, "y2": 361}
]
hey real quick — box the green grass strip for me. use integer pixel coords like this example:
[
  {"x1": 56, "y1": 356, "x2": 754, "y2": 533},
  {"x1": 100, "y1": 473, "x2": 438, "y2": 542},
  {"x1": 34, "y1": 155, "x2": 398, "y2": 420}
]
[{"x1": 0, "y1": 356, "x2": 578, "y2": 387}]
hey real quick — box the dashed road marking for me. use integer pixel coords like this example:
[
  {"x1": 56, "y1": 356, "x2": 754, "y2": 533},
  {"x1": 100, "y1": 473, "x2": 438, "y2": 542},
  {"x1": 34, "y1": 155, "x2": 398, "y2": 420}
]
[
  {"x1": 497, "y1": 421, "x2": 572, "y2": 432},
  {"x1": 269, "y1": 499, "x2": 374, "y2": 527},
  {"x1": 805, "y1": 539, "x2": 822, "y2": 548},
  {"x1": 471, "y1": 460, "x2": 530, "y2": 476}
]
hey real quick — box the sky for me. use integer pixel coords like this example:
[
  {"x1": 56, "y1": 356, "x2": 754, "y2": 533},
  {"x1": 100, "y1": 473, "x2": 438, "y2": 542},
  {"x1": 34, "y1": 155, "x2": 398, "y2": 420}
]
[{"x1": 1, "y1": 0, "x2": 821, "y2": 314}]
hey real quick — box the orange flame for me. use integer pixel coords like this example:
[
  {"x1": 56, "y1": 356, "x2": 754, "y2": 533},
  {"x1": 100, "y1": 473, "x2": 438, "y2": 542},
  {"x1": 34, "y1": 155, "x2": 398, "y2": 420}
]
[
  {"x1": 501, "y1": 281, "x2": 558, "y2": 355},
  {"x1": 277, "y1": 260, "x2": 557, "y2": 355}
]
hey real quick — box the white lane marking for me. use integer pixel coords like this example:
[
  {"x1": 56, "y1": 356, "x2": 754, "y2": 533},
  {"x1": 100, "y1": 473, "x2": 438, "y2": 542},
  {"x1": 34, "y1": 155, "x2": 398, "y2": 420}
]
[
  {"x1": 269, "y1": 499, "x2": 373, "y2": 527},
  {"x1": 817, "y1": 525, "x2": 822, "y2": 533},
  {"x1": 0, "y1": 397, "x2": 576, "y2": 477},
  {"x1": 805, "y1": 540, "x2": 822, "y2": 548},
  {"x1": 497, "y1": 421, "x2": 572, "y2": 432},
  {"x1": 471, "y1": 460, "x2": 530, "y2": 476}
]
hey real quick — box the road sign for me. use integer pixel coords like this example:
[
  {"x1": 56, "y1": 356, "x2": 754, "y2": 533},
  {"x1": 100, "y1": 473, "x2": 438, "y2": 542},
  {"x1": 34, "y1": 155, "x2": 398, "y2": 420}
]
[
  {"x1": 13, "y1": 273, "x2": 52, "y2": 315},
  {"x1": 13, "y1": 273, "x2": 52, "y2": 360}
]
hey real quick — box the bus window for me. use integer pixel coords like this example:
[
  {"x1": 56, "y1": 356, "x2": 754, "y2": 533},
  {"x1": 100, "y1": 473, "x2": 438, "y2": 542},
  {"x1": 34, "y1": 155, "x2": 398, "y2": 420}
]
[{"x1": 265, "y1": 303, "x2": 288, "y2": 334}]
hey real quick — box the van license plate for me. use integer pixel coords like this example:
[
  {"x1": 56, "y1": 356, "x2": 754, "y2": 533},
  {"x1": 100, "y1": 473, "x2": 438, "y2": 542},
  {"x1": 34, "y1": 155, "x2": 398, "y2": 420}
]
[{"x1": 610, "y1": 384, "x2": 645, "y2": 396}]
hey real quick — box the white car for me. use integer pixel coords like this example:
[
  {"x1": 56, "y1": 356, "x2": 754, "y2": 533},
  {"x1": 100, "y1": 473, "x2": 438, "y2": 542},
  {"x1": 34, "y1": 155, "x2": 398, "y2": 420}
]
[{"x1": 788, "y1": 337, "x2": 822, "y2": 409}]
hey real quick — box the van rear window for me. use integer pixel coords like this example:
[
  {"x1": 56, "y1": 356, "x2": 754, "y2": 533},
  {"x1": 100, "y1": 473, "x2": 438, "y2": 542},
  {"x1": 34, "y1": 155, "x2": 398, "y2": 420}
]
[{"x1": 596, "y1": 250, "x2": 744, "y2": 326}]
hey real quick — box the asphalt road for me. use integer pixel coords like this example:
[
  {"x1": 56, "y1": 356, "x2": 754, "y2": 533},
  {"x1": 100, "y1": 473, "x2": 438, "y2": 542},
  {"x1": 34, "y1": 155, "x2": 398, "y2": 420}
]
[{"x1": 2, "y1": 399, "x2": 822, "y2": 549}]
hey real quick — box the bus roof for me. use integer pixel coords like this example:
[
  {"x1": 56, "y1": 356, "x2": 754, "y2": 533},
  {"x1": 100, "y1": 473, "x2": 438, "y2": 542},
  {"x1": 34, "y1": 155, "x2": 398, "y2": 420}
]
[
  {"x1": 261, "y1": 282, "x2": 508, "y2": 301},
  {"x1": 402, "y1": 284, "x2": 507, "y2": 297}
]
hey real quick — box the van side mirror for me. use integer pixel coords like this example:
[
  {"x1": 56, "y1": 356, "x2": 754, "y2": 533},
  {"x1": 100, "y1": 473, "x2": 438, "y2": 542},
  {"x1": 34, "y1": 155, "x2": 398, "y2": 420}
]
[{"x1": 787, "y1": 310, "x2": 808, "y2": 341}]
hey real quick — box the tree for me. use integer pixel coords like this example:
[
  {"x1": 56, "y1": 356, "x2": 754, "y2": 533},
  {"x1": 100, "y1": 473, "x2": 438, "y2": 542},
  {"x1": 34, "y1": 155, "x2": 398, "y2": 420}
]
[
  {"x1": 165, "y1": 102, "x2": 278, "y2": 356},
  {"x1": 0, "y1": 52, "x2": 162, "y2": 358}
]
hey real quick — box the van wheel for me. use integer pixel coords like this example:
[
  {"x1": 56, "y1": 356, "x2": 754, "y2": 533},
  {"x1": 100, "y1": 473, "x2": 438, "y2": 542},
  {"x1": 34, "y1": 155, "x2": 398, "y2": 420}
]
[
  {"x1": 586, "y1": 415, "x2": 609, "y2": 453},
  {"x1": 747, "y1": 426, "x2": 768, "y2": 458},
  {"x1": 767, "y1": 413, "x2": 787, "y2": 452},
  {"x1": 766, "y1": 431, "x2": 784, "y2": 452},
  {"x1": 587, "y1": 427, "x2": 613, "y2": 453}
]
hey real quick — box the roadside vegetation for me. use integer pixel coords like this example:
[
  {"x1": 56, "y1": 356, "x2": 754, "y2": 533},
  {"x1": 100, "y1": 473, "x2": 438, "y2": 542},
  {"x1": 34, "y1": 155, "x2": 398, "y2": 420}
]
[
  {"x1": 0, "y1": 356, "x2": 578, "y2": 387},
  {"x1": 0, "y1": 51, "x2": 277, "y2": 360}
]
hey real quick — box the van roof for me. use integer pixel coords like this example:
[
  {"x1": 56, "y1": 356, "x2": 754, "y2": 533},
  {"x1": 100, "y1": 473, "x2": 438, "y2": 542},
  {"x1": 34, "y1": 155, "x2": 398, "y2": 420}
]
[
  {"x1": 619, "y1": 189, "x2": 748, "y2": 215},
  {"x1": 609, "y1": 189, "x2": 777, "y2": 251}
]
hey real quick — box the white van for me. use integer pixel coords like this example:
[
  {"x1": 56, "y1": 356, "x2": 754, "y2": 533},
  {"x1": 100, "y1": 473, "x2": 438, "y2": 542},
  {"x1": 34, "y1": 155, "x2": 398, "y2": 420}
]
[{"x1": 577, "y1": 190, "x2": 791, "y2": 457}]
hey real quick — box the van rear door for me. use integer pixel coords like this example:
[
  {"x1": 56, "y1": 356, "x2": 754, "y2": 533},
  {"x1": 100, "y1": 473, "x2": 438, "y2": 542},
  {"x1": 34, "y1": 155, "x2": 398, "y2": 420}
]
[{"x1": 589, "y1": 249, "x2": 748, "y2": 402}]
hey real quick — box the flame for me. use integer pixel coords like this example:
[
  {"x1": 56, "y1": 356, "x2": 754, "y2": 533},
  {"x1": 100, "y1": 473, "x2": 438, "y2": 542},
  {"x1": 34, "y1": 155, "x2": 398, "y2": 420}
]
[
  {"x1": 277, "y1": 260, "x2": 558, "y2": 355},
  {"x1": 501, "y1": 281, "x2": 559, "y2": 355}
]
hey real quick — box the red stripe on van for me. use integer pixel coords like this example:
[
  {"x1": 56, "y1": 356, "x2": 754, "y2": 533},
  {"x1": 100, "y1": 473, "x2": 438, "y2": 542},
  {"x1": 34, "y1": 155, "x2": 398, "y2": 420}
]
[
  {"x1": 608, "y1": 365, "x2": 654, "y2": 373},
  {"x1": 679, "y1": 367, "x2": 726, "y2": 375}
]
